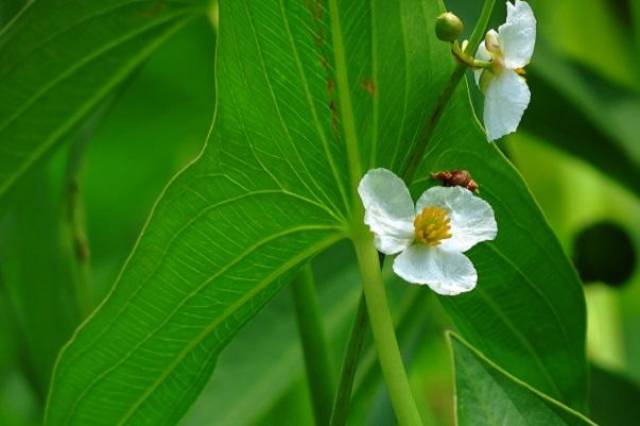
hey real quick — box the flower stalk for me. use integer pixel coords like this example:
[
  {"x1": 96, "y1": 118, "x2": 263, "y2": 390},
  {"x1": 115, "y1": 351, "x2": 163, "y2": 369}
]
[
  {"x1": 451, "y1": 40, "x2": 490, "y2": 70},
  {"x1": 352, "y1": 233, "x2": 423, "y2": 426}
]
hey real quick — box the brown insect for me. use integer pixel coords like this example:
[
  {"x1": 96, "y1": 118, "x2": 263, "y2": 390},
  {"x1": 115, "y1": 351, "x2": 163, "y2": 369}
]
[{"x1": 431, "y1": 169, "x2": 479, "y2": 193}]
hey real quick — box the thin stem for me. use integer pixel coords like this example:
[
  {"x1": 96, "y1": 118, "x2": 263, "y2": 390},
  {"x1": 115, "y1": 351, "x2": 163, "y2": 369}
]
[
  {"x1": 452, "y1": 41, "x2": 491, "y2": 69},
  {"x1": 291, "y1": 264, "x2": 335, "y2": 426},
  {"x1": 65, "y1": 127, "x2": 93, "y2": 317},
  {"x1": 352, "y1": 235, "x2": 422, "y2": 426},
  {"x1": 402, "y1": 0, "x2": 496, "y2": 184},
  {"x1": 330, "y1": 295, "x2": 368, "y2": 426},
  {"x1": 62, "y1": 79, "x2": 132, "y2": 317}
]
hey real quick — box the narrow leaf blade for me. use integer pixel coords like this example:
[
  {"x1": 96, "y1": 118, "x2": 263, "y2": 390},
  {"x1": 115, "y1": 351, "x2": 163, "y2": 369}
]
[{"x1": 449, "y1": 333, "x2": 595, "y2": 426}]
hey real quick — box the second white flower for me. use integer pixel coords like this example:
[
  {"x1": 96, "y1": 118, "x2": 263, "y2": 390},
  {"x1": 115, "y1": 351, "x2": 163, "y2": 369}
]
[{"x1": 475, "y1": 0, "x2": 536, "y2": 142}]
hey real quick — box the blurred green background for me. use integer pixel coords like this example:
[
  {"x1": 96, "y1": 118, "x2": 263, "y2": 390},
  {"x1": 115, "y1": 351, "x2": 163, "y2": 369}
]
[{"x1": 0, "y1": 0, "x2": 639, "y2": 425}]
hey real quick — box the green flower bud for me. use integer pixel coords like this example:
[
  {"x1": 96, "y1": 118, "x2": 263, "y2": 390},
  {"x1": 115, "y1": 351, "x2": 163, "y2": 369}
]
[{"x1": 435, "y1": 12, "x2": 464, "y2": 42}]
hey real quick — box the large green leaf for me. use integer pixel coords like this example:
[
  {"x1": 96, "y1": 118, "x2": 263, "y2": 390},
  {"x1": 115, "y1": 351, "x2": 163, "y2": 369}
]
[
  {"x1": 0, "y1": 0, "x2": 208, "y2": 198},
  {"x1": 449, "y1": 333, "x2": 594, "y2": 426},
  {"x1": 46, "y1": 0, "x2": 587, "y2": 423}
]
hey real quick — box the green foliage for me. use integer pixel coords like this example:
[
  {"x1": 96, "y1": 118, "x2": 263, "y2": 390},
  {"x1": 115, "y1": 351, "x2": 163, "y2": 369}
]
[
  {"x1": 0, "y1": 0, "x2": 208, "y2": 198},
  {"x1": 0, "y1": 10, "x2": 216, "y2": 424},
  {"x1": 42, "y1": 0, "x2": 588, "y2": 423},
  {"x1": 449, "y1": 333, "x2": 594, "y2": 426},
  {"x1": 4, "y1": 0, "x2": 639, "y2": 424}
]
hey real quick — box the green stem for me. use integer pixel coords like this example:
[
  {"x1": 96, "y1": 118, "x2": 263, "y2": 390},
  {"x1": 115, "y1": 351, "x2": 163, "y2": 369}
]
[
  {"x1": 352, "y1": 288, "x2": 428, "y2": 405},
  {"x1": 330, "y1": 295, "x2": 368, "y2": 426},
  {"x1": 65, "y1": 125, "x2": 93, "y2": 317},
  {"x1": 331, "y1": 285, "x2": 429, "y2": 426},
  {"x1": 291, "y1": 264, "x2": 335, "y2": 425},
  {"x1": 402, "y1": 0, "x2": 496, "y2": 184},
  {"x1": 63, "y1": 90, "x2": 126, "y2": 318},
  {"x1": 352, "y1": 235, "x2": 422, "y2": 426}
]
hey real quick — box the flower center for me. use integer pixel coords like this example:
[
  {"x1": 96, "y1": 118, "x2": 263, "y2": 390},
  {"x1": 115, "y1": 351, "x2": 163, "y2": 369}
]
[{"x1": 414, "y1": 206, "x2": 452, "y2": 246}]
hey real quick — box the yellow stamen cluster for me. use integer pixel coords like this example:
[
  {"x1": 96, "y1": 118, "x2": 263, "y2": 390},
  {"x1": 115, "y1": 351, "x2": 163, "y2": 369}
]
[{"x1": 414, "y1": 207, "x2": 452, "y2": 246}]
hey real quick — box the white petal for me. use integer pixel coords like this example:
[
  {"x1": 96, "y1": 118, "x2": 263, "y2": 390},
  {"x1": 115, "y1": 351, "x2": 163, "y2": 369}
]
[
  {"x1": 358, "y1": 168, "x2": 414, "y2": 255},
  {"x1": 393, "y1": 245, "x2": 477, "y2": 295},
  {"x1": 415, "y1": 186, "x2": 497, "y2": 252},
  {"x1": 483, "y1": 69, "x2": 530, "y2": 141},
  {"x1": 498, "y1": 0, "x2": 536, "y2": 69},
  {"x1": 474, "y1": 40, "x2": 492, "y2": 86}
]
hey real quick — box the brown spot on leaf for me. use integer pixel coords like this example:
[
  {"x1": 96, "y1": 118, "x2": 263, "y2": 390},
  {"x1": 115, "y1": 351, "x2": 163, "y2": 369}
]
[
  {"x1": 142, "y1": 0, "x2": 165, "y2": 17},
  {"x1": 361, "y1": 79, "x2": 376, "y2": 95},
  {"x1": 305, "y1": 0, "x2": 339, "y2": 141},
  {"x1": 305, "y1": 0, "x2": 323, "y2": 21},
  {"x1": 329, "y1": 99, "x2": 340, "y2": 137}
]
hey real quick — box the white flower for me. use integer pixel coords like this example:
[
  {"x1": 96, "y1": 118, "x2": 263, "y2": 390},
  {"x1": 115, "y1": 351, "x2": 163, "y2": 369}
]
[
  {"x1": 475, "y1": 0, "x2": 536, "y2": 141},
  {"x1": 358, "y1": 169, "x2": 497, "y2": 295}
]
